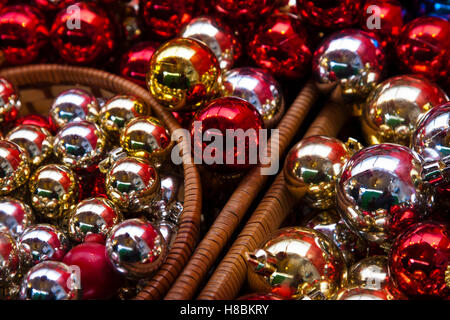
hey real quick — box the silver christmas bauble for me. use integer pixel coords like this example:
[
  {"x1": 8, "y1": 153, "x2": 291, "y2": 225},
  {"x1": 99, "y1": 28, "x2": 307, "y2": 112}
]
[{"x1": 0, "y1": 197, "x2": 34, "y2": 239}]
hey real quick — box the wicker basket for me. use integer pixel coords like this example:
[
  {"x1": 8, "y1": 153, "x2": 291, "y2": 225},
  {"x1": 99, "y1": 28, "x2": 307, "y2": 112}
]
[{"x1": 0, "y1": 64, "x2": 202, "y2": 300}]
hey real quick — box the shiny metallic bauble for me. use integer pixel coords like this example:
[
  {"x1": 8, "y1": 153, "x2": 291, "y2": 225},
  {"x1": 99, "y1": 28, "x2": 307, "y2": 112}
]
[
  {"x1": 246, "y1": 226, "x2": 347, "y2": 299},
  {"x1": 0, "y1": 77, "x2": 21, "y2": 123},
  {"x1": 106, "y1": 218, "x2": 167, "y2": 279},
  {"x1": 53, "y1": 121, "x2": 107, "y2": 171},
  {"x1": 18, "y1": 224, "x2": 69, "y2": 267},
  {"x1": 284, "y1": 135, "x2": 357, "y2": 209},
  {"x1": 0, "y1": 231, "x2": 19, "y2": 285},
  {"x1": 98, "y1": 95, "x2": 151, "y2": 141},
  {"x1": 147, "y1": 37, "x2": 221, "y2": 112},
  {"x1": 120, "y1": 116, "x2": 173, "y2": 162},
  {"x1": 221, "y1": 67, "x2": 284, "y2": 129},
  {"x1": 336, "y1": 144, "x2": 430, "y2": 246},
  {"x1": 335, "y1": 286, "x2": 406, "y2": 300},
  {"x1": 0, "y1": 140, "x2": 30, "y2": 195},
  {"x1": 105, "y1": 157, "x2": 161, "y2": 212},
  {"x1": 305, "y1": 209, "x2": 368, "y2": 265},
  {"x1": 362, "y1": 75, "x2": 448, "y2": 146},
  {"x1": 180, "y1": 16, "x2": 241, "y2": 71},
  {"x1": 348, "y1": 256, "x2": 389, "y2": 290},
  {"x1": 49, "y1": 89, "x2": 99, "y2": 130},
  {"x1": 28, "y1": 164, "x2": 79, "y2": 220},
  {"x1": 6, "y1": 124, "x2": 53, "y2": 167},
  {"x1": 68, "y1": 197, "x2": 123, "y2": 243},
  {"x1": 312, "y1": 29, "x2": 386, "y2": 115},
  {"x1": 0, "y1": 197, "x2": 34, "y2": 239},
  {"x1": 19, "y1": 261, "x2": 81, "y2": 300}
]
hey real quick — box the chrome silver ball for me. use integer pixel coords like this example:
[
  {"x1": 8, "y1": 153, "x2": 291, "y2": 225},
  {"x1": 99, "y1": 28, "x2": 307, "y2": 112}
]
[
  {"x1": 0, "y1": 231, "x2": 19, "y2": 285},
  {"x1": 0, "y1": 197, "x2": 34, "y2": 239}
]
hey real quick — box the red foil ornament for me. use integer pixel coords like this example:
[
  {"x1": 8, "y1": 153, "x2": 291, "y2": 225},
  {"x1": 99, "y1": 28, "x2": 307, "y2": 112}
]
[
  {"x1": 389, "y1": 222, "x2": 450, "y2": 299},
  {"x1": 396, "y1": 16, "x2": 450, "y2": 83},
  {"x1": 139, "y1": 0, "x2": 196, "y2": 40},
  {"x1": 297, "y1": 0, "x2": 362, "y2": 29},
  {"x1": 50, "y1": 1, "x2": 115, "y2": 65},
  {"x1": 120, "y1": 41, "x2": 159, "y2": 87},
  {"x1": 63, "y1": 242, "x2": 123, "y2": 300},
  {"x1": 0, "y1": 5, "x2": 49, "y2": 66},
  {"x1": 248, "y1": 14, "x2": 312, "y2": 79},
  {"x1": 190, "y1": 97, "x2": 264, "y2": 174},
  {"x1": 212, "y1": 0, "x2": 278, "y2": 21}
]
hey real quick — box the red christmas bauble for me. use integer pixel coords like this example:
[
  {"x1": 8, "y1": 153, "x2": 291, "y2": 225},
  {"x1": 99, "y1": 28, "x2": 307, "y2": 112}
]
[
  {"x1": 361, "y1": 0, "x2": 404, "y2": 50},
  {"x1": 120, "y1": 41, "x2": 159, "y2": 87},
  {"x1": 0, "y1": 77, "x2": 21, "y2": 124},
  {"x1": 32, "y1": 0, "x2": 76, "y2": 12},
  {"x1": 389, "y1": 221, "x2": 450, "y2": 299},
  {"x1": 50, "y1": 1, "x2": 115, "y2": 65},
  {"x1": 396, "y1": 16, "x2": 450, "y2": 83},
  {"x1": 139, "y1": 0, "x2": 196, "y2": 40},
  {"x1": 212, "y1": 0, "x2": 278, "y2": 21},
  {"x1": 0, "y1": 5, "x2": 49, "y2": 66},
  {"x1": 63, "y1": 242, "x2": 123, "y2": 300},
  {"x1": 172, "y1": 111, "x2": 195, "y2": 129},
  {"x1": 14, "y1": 114, "x2": 54, "y2": 134},
  {"x1": 248, "y1": 14, "x2": 312, "y2": 79},
  {"x1": 78, "y1": 169, "x2": 107, "y2": 200},
  {"x1": 297, "y1": 0, "x2": 362, "y2": 29},
  {"x1": 190, "y1": 97, "x2": 264, "y2": 174}
]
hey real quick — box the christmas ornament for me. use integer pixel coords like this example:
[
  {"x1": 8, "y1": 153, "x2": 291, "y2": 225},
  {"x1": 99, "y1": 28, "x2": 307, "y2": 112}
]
[
  {"x1": 0, "y1": 231, "x2": 19, "y2": 285},
  {"x1": 297, "y1": 0, "x2": 362, "y2": 29},
  {"x1": 336, "y1": 144, "x2": 430, "y2": 247},
  {"x1": 284, "y1": 135, "x2": 361, "y2": 209},
  {"x1": 6, "y1": 125, "x2": 53, "y2": 167},
  {"x1": 237, "y1": 293, "x2": 286, "y2": 300},
  {"x1": 19, "y1": 261, "x2": 81, "y2": 300},
  {"x1": 312, "y1": 29, "x2": 386, "y2": 115},
  {"x1": 348, "y1": 256, "x2": 390, "y2": 289},
  {"x1": 191, "y1": 97, "x2": 264, "y2": 175},
  {"x1": 335, "y1": 286, "x2": 406, "y2": 300},
  {"x1": 28, "y1": 164, "x2": 79, "y2": 220},
  {"x1": 49, "y1": 89, "x2": 99, "y2": 131},
  {"x1": 247, "y1": 14, "x2": 312, "y2": 79},
  {"x1": 0, "y1": 5, "x2": 48, "y2": 65},
  {"x1": 246, "y1": 226, "x2": 347, "y2": 299},
  {"x1": 0, "y1": 197, "x2": 34, "y2": 239},
  {"x1": 212, "y1": 0, "x2": 278, "y2": 21},
  {"x1": 0, "y1": 77, "x2": 21, "y2": 124},
  {"x1": 120, "y1": 116, "x2": 173, "y2": 162},
  {"x1": 180, "y1": 16, "x2": 241, "y2": 71},
  {"x1": 68, "y1": 197, "x2": 123, "y2": 243},
  {"x1": 105, "y1": 218, "x2": 167, "y2": 279},
  {"x1": 0, "y1": 140, "x2": 30, "y2": 195},
  {"x1": 139, "y1": 0, "x2": 196, "y2": 40},
  {"x1": 305, "y1": 209, "x2": 368, "y2": 265},
  {"x1": 147, "y1": 37, "x2": 221, "y2": 112},
  {"x1": 105, "y1": 156, "x2": 160, "y2": 212},
  {"x1": 18, "y1": 224, "x2": 69, "y2": 267},
  {"x1": 63, "y1": 241, "x2": 123, "y2": 300},
  {"x1": 14, "y1": 114, "x2": 53, "y2": 135},
  {"x1": 121, "y1": 2, "x2": 142, "y2": 42},
  {"x1": 277, "y1": 0, "x2": 298, "y2": 15},
  {"x1": 50, "y1": 1, "x2": 115, "y2": 65},
  {"x1": 389, "y1": 221, "x2": 450, "y2": 299},
  {"x1": 220, "y1": 67, "x2": 284, "y2": 129},
  {"x1": 362, "y1": 75, "x2": 448, "y2": 146},
  {"x1": 120, "y1": 42, "x2": 160, "y2": 87},
  {"x1": 53, "y1": 120, "x2": 107, "y2": 172}
]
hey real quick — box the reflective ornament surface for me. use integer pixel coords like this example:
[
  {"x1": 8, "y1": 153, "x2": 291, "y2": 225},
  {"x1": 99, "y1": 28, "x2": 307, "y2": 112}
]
[
  {"x1": 180, "y1": 16, "x2": 241, "y2": 71},
  {"x1": 19, "y1": 261, "x2": 81, "y2": 300},
  {"x1": 106, "y1": 218, "x2": 166, "y2": 279},
  {"x1": 147, "y1": 37, "x2": 220, "y2": 112},
  {"x1": 19, "y1": 224, "x2": 69, "y2": 267},
  {"x1": 105, "y1": 157, "x2": 160, "y2": 212},
  {"x1": 68, "y1": 197, "x2": 123, "y2": 243},
  {"x1": 0, "y1": 140, "x2": 30, "y2": 195},
  {"x1": 120, "y1": 42, "x2": 159, "y2": 87},
  {"x1": 336, "y1": 144, "x2": 430, "y2": 246},
  {"x1": 348, "y1": 256, "x2": 389, "y2": 289},
  {"x1": 221, "y1": 67, "x2": 284, "y2": 129},
  {"x1": 120, "y1": 116, "x2": 173, "y2": 162},
  {"x1": 14, "y1": 114, "x2": 53, "y2": 134},
  {"x1": 284, "y1": 136, "x2": 357, "y2": 209},
  {"x1": 313, "y1": 29, "x2": 386, "y2": 115},
  {"x1": 246, "y1": 226, "x2": 347, "y2": 299},
  {"x1": 0, "y1": 5, "x2": 48, "y2": 65},
  {"x1": 6, "y1": 124, "x2": 53, "y2": 167},
  {"x1": 54, "y1": 121, "x2": 107, "y2": 171},
  {"x1": 362, "y1": 75, "x2": 448, "y2": 146},
  {"x1": 49, "y1": 89, "x2": 99, "y2": 131},
  {"x1": 0, "y1": 197, "x2": 34, "y2": 239},
  {"x1": 0, "y1": 231, "x2": 19, "y2": 285},
  {"x1": 0, "y1": 77, "x2": 21, "y2": 123},
  {"x1": 212, "y1": 0, "x2": 278, "y2": 21},
  {"x1": 28, "y1": 164, "x2": 78, "y2": 220},
  {"x1": 389, "y1": 221, "x2": 450, "y2": 299},
  {"x1": 32, "y1": 0, "x2": 75, "y2": 12},
  {"x1": 248, "y1": 14, "x2": 312, "y2": 79},
  {"x1": 335, "y1": 286, "x2": 406, "y2": 300},
  {"x1": 50, "y1": 1, "x2": 115, "y2": 65}
]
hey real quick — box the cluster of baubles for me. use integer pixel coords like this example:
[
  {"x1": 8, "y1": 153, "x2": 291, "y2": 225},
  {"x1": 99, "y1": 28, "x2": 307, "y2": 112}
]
[{"x1": 0, "y1": 77, "x2": 185, "y2": 300}]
